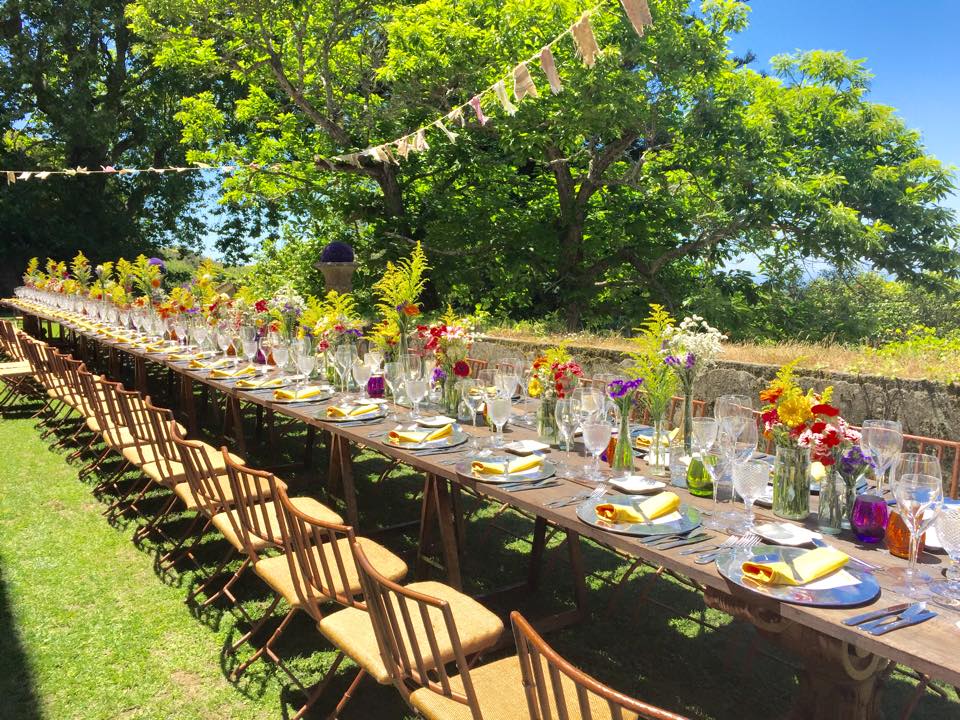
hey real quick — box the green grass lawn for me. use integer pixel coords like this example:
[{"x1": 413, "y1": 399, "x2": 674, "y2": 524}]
[{"x1": 1, "y1": 398, "x2": 958, "y2": 720}]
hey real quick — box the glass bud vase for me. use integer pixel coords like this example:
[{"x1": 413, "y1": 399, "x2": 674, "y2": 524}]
[
  {"x1": 441, "y1": 375, "x2": 460, "y2": 415},
  {"x1": 772, "y1": 445, "x2": 811, "y2": 520},
  {"x1": 816, "y1": 471, "x2": 847, "y2": 535},
  {"x1": 647, "y1": 414, "x2": 669, "y2": 475},
  {"x1": 680, "y1": 390, "x2": 694, "y2": 455},
  {"x1": 537, "y1": 396, "x2": 560, "y2": 445},
  {"x1": 611, "y1": 409, "x2": 634, "y2": 476}
]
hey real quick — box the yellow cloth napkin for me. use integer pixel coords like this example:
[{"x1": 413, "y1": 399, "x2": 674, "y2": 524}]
[
  {"x1": 210, "y1": 365, "x2": 256, "y2": 379},
  {"x1": 741, "y1": 546, "x2": 849, "y2": 586},
  {"x1": 635, "y1": 427, "x2": 679, "y2": 449},
  {"x1": 471, "y1": 456, "x2": 543, "y2": 476},
  {"x1": 326, "y1": 404, "x2": 379, "y2": 418},
  {"x1": 274, "y1": 387, "x2": 324, "y2": 401},
  {"x1": 595, "y1": 491, "x2": 680, "y2": 524},
  {"x1": 388, "y1": 424, "x2": 453, "y2": 444},
  {"x1": 236, "y1": 377, "x2": 284, "y2": 389},
  {"x1": 188, "y1": 358, "x2": 230, "y2": 370},
  {"x1": 167, "y1": 353, "x2": 196, "y2": 361}
]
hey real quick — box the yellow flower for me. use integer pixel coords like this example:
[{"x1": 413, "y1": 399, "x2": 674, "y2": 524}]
[
  {"x1": 777, "y1": 388, "x2": 813, "y2": 428},
  {"x1": 528, "y1": 378, "x2": 542, "y2": 398}
]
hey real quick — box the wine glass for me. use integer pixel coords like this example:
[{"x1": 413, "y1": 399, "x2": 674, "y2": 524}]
[
  {"x1": 460, "y1": 379, "x2": 484, "y2": 451},
  {"x1": 573, "y1": 387, "x2": 604, "y2": 424},
  {"x1": 240, "y1": 326, "x2": 258, "y2": 371},
  {"x1": 715, "y1": 394, "x2": 753, "y2": 437},
  {"x1": 384, "y1": 361, "x2": 405, "y2": 418},
  {"x1": 554, "y1": 397, "x2": 580, "y2": 454},
  {"x1": 888, "y1": 453, "x2": 943, "y2": 597},
  {"x1": 292, "y1": 338, "x2": 316, "y2": 391},
  {"x1": 489, "y1": 397, "x2": 512, "y2": 448},
  {"x1": 860, "y1": 419, "x2": 903, "y2": 494},
  {"x1": 732, "y1": 460, "x2": 770, "y2": 532},
  {"x1": 930, "y1": 507, "x2": 960, "y2": 609},
  {"x1": 272, "y1": 342, "x2": 289, "y2": 380},
  {"x1": 691, "y1": 417, "x2": 718, "y2": 456},
  {"x1": 733, "y1": 417, "x2": 758, "y2": 463},
  {"x1": 700, "y1": 450, "x2": 734, "y2": 531},
  {"x1": 405, "y1": 377, "x2": 428, "y2": 419},
  {"x1": 352, "y1": 359, "x2": 372, "y2": 400},
  {"x1": 403, "y1": 352, "x2": 423, "y2": 382},
  {"x1": 333, "y1": 345, "x2": 354, "y2": 394},
  {"x1": 583, "y1": 420, "x2": 612, "y2": 483},
  {"x1": 365, "y1": 350, "x2": 384, "y2": 372}
]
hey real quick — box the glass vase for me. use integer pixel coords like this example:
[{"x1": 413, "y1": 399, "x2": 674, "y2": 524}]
[
  {"x1": 611, "y1": 409, "x2": 634, "y2": 476},
  {"x1": 816, "y1": 471, "x2": 847, "y2": 535},
  {"x1": 647, "y1": 414, "x2": 669, "y2": 475},
  {"x1": 772, "y1": 445, "x2": 811, "y2": 520},
  {"x1": 537, "y1": 396, "x2": 560, "y2": 445},
  {"x1": 680, "y1": 390, "x2": 694, "y2": 455},
  {"x1": 441, "y1": 375, "x2": 460, "y2": 415}
]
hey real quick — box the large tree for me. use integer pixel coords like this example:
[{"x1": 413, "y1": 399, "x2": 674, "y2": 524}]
[
  {"x1": 0, "y1": 0, "x2": 242, "y2": 295},
  {"x1": 128, "y1": 0, "x2": 958, "y2": 328}
]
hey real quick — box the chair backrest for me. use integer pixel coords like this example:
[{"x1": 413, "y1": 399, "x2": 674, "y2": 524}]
[
  {"x1": 169, "y1": 423, "x2": 232, "y2": 517},
  {"x1": 352, "y1": 540, "x2": 482, "y2": 717},
  {"x1": 0, "y1": 320, "x2": 27, "y2": 361},
  {"x1": 465, "y1": 358, "x2": 488, "y2": 377},
  {"x1": 77, "y1": 368, "x2": 112, "y2": 430},
  {"x1": 275, "y1": 485, "x2": 366, "y2": 621},
  {"x1": 221, "y1": 450, "x2": 286, "y2": 559},
  {"x1": 511, "y1": 611, "x2": 689, "y2": 720}
]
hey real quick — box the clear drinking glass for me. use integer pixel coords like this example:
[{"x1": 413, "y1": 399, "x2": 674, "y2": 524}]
[
  {"x1": 554, "y1": 397, "x2": 580, "y2": 454},
  {"x1": 459, "y1": 379, "x2": 484, "y2": 451},
  {"x1": 334, "y1": 345, "x2": 354, "y2": 393},
  {"x1": 272, "y1": 343, "x2": 289, "y2": 379},
  {"x1": 931, "y1": 507, "x2": 960, "y2": 608},
  {"x1": 240, "y1": 326, "x2": 258, "y2": 370},
  {"x1": 573, "y1": 387, "x2": 604, "y2": 424},
  {"x1": 733, "y1": 460, "x2": 770, "y2": 532},
  {"x1": 352, "y1": 360, "x2": 372, "y2": 400},
  {"x1": 489, "y1": 397, "x2": 512, "y2": 448},
  {"x1": 404, "y1": 352, "x2": 423, "y2": 382},
  {"x1": 583, "y1": 421, "x2": 612, "y2": 483},
  {"x1": 691, "y1": 417, "x2": 718, "y2": 455},
  {"x1": 715, "y1": 394, "x2": 754, "y2": 439},
  {"x1": 293, "y1": 338, "x2": 316, "y2": 390},
  {"x1": 860, "y1": 419, "x2": 903, "y2": 494},
  {"x1": 888, "y1": 454, "x2": 943, "y2": 597},
  {"x1": 405, "y1": 378, "x2": 428, "y2": 419}
]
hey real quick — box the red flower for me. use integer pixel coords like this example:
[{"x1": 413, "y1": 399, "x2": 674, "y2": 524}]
[
  {"x1": 453, "y1": 360, "x2": 470, "y2": 378},
  {"x1": 254, "y1": 299, "x2": 268, "y2": 313},
  {"x1": 810, "y1": 421, "x2": 827, "y2": 435},
  {"x1": 402, "y1": 303, "x2": 420, "y2": 317},
  {"x1": 811, "y1": 404, "x2": 840, "y2": 417}
]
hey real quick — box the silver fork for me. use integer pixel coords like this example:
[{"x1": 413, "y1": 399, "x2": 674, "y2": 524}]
[
  {"x1": 545, "y1": 484, "x2": 606, "y2": 509},
  {"x1": 693, "y1": 533, "x2": 761, "y2": 564}
]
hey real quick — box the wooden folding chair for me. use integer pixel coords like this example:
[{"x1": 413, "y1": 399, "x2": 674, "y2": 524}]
[
  {"x1": 218, "y1": 452, "x2": 344, "y2": 679},
  {"x1": 346, "y1": 541, "x2": 504, "y2": 718},
  {"x1": 266, "y1": 485, "x2": 408, "y2": 719}
]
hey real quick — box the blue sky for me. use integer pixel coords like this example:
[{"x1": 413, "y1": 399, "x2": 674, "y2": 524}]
[{"x1": 727, "y1": 0, "x2": 959, "y2": 217}]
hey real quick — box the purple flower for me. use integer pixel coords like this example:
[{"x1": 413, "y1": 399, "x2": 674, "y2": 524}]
[
  {"x1": 432, "y1": 366, "x2": 447, "y2": 384},
  {"x1": 664, "y1": 355, "x2": 681, "y2": 368},
  {"x1": 607, "y1": 378, "x2": 643, "y2": 399},
  {"x1": 685, "y1": 353, "x2": 695, "y2": 369},
  {"x1": 346, "y1": 328, "x2": 362, "y2": 337},
  {"x1": 147, "y1": 257, "x2": 166, "y2": 272},
  {"x1": 840, "y1": 445, "x2": 875, "y2": 478}
]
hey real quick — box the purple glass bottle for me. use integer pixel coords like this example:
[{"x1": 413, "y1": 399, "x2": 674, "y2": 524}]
[
  {"x1": 367, "y1": 374, "x2": 385, "y2": 399},
  {"x1": 850, "y1": 494, "x2": 889, "y2": 544}
]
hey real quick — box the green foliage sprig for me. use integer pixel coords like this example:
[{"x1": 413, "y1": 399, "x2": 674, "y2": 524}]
[{"x1": 628, "y1": 304, "x2": 678, "y2": 420}]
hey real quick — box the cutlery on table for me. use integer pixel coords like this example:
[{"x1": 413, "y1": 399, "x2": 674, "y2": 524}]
[
  {"x1": 694, "y1": 534, "x2": 761, "y2": 565},
  {"x1": 842, "y1": 603, "x2": 913, "y2": 627},
  {"x1": 639, "y1": 533, "x2": 686, "y2": 545},
  {"x1": 653, "y1": 533, "x2": 714, "y2": 551},
  {"x1": 868, "y1": 609, "x2": 937, "y2": 635},
  {"x1": 545, "y1": 485, "x2": 606, "y2": 509},
  {"x1": 853, "y1": 603, "x2": 936, "y2": 635},
  {"x1": 502, "y1": 480, "x2": 559, "y2": 493}
]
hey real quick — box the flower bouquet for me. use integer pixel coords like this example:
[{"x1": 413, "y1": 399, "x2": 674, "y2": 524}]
[
  {"x1": 628, "y1": 305, "x2": 679, "y2": 471},
  {"x1": 607, "y1": 379, "x2": 643, "y2": 475},
  {"x1": 372, "y1": 241, "x2": 429, "y2": 359},
  {"x1": 417, "y1": 308, "x2": 474, "y2": 413},
  {"x1": 528, "y1": 344, "x2": 583, "y2": 444},
  {"x1": 760, "y1": 361, "x2": 858, "y2": 520}
]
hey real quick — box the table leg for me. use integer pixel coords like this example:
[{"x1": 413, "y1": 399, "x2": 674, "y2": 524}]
[
  {"x1": 226, "y1": 396, "x2": 247, "y2": 456},
  {"x1": 133, "y1": 357, "x2": 148, "y2": 393},
  {"x1": 180, "y1": 376, "x2": 199, "y2": 436},
  {"x1": 704, "y1": 588, "x2": 888, "y2": 720},
  {"x1": 415, "y1": 475, "x2": 463, "y2": 590}
]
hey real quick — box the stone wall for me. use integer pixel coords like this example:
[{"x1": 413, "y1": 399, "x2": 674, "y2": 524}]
[{"x1": 471, "y1": 336, "x2": 960, "y2": 442}]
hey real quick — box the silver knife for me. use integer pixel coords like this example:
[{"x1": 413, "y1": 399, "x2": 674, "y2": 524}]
[
  {"x1": 655, "y1": 534, "x2": 714, "y2": 551},
  {"x1": 857, "y1": 603, "x2": 925, "y2": 633},
  {"x1": 868, "y1": 610, "x2": 937, "y2": 636},
  {"x1": 842, "y1": 602, "x2": 913, "y2": 627}
]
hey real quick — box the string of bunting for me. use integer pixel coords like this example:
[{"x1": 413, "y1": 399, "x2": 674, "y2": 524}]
[{"x1": 2, "y1": 0, "x2": 652, "y2": 184}]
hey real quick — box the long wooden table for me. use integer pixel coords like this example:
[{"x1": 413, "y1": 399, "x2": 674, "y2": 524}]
[{"x1": 9, "y1": 299, "x2": 960, "y2": 720}]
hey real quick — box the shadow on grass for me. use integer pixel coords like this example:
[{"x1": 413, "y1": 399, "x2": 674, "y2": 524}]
[{"x1": 0, "y1": 571, "x2": 41, "y2": 720}]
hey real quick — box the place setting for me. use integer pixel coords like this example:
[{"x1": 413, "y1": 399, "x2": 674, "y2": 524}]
[{"x1": 455, "y1": 453, "x2": 558, "y2": 492}]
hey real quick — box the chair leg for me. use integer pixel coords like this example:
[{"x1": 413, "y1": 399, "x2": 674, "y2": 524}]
[
  {"x1": 67, "y1": 431, "x2": 98, "y2": 462},
  {"x1": 133, "y1": 493, "x2": 179, "y2": 544},
  {"x1": 80, "y1": 445, "x2": 115, "y2": 481},
  {"x1": 230, "y1": 596, "x2": 287, "y2": 677},
  {"x1": 159, "y1": 514, "x2": 209, "y2": 570}
]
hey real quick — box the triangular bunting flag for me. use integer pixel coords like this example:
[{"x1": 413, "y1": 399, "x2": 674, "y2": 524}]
[
  {"x1": 396, "y1": 136, "x2": 411, "y2": 160},
  {"x1": 6, "y1": 171, "x2": 15, "y2": 184},
  {"x1": 433, "y1": 119, "x2": 458, "y2": 144},
  {"x1": 620, "y1": 0, "x2": 653, "y2": 37},
  {"x1": 540, "y1": 47, "x2": 563, "y2": 94},
  {"x1": 36, "y1": 171, "x2": 51, "y2": 180},
  {"x1": 571, "y1": 14, "x2": 600, "y2": 67},
  {"x1": 17, "y1": 172, "x2": 31, "y2": 180},
  {"x1": 380, "y1": 145, "x2": 398, "y2": 165},
  {"x1": 513, "y1": 63, "x2": 539, "y2": 103},
  {"x1": 447, "y1": 107, "x2": 465, "y2": 127},
  {"x1": 414, "y1": 129, "x2": 430, "y2": 152},
  {"x1": 469, "y1": 95, "x2": 488, "y2": 126},
  {"x1": 493, "y1": 80, "x2": 518, "y2": 116}
]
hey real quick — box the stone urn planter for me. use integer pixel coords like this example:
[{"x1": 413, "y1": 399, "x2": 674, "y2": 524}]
[{"x1": 314, "y1": 242, "x2": 357, "y2": 293}]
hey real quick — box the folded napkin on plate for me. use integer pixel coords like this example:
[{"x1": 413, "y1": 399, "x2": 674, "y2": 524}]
[
  {"x1": 188, "y1": 358, "x2": 230, "y2": 370},
  {"x1": 167, "y1": 353, "x2": 196, "y2": 361},
  {"x1": 236, "y1": 377, "x2": 284, "y2": 389},
  {"x1": 144, "y1": 344, "x2": 175, "y2": 353},
  {"x1": 741, "y1": 546, "x2": 848, "y2": 586},
  {"x1": 635, "y1": 428, "x2": 679, "y2": 449},
  {"x1": 595, "y1": 491, "x2": 680, "y2": 524},
  {"x1": 326, "y1": 404, "x2": 379, "y2": 418},
  {"x1": 471, "y1": 456, "x2": 543, "y2": 476},
  {"x1": 388, "y1": 424, "x2": 453, "y2": 444},
  {"x1": 274, "y1": 387, "x2": 324, "y2": 401},
  {"x1": 210, "y1": 365, "x2": 257, "y2": 379}
]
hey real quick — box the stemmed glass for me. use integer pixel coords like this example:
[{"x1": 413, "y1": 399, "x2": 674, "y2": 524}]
[
  {"x1": 352, "y1": 359, "x2": 372, "y2": 400},
  {"x1": 860, "y1": 419, "x2": 903, "y2": 494},
  {"x1": 240, "y1": 326, "x2": 258, "y2": 372},
  {"x1": 732, "y1": 460, "x2": 770, "y2": 533},
  {"x1": 272, "y1": 342, "x2": 289, "y2": 381},
  {"x1": 715, "y1": 394, "x2": 754, "y2": 438},
  {"x1": 404, "y1": 352, "x2": 423, "y2": 383},
  {"x1": 554, "y1": 397, "x2": 580, "y2": 454},
  {"x1": 888, "y1": 453, "x2": 943, "y2": 597},
  {"x1": 573, "y1": 387, "x2": 604, "y2": 424},
  {"x1": 405, "y1": 377, "x2": 428, "y2": 420},
  {"x1": 691, "y1": 417, "x2": 718, "y2": 457},
  {"x1": 292, "y1": 338, "x2": 316, "y2": 392},
  {"x1": 460, "y1": 379, "x2": 484, "y2": 452},
  {"x1": 488, "y1": 396, "x2": 512, "y2": 448},
  {"x1": 384, "y1": 361, "x2": 405, "y2": 419},
  {"x1": 583, "y1": 420, "x2": 612, "y2": 483},
  {"x1": 334, "y1": 345, "x2": 354, "y2": 394},
  {"x1": 215, "y1": 326, "x2": 233, "y2": 365},
  {"x1": 930, "y1": 507, "x2": 960, "y2": 609}
]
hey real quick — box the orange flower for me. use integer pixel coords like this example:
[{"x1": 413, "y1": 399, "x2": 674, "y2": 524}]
[
  {"x1": 150, "y1": 278, "x2": 161, "y2": 288},
  {"x1": 403, "y1": 303, "x2": 420, "y2": 317}
]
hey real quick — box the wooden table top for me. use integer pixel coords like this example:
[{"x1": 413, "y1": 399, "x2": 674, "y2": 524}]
[{"x1": 12, "y1": 301, "x2": 960, "y2": 688}]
